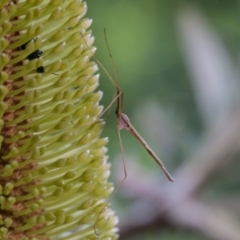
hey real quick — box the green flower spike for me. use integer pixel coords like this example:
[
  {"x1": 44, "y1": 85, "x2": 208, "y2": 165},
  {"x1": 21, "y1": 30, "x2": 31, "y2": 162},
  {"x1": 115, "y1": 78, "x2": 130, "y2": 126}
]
[{"x1": 0, "y1": 1, "x2": 119, "y2": 239}]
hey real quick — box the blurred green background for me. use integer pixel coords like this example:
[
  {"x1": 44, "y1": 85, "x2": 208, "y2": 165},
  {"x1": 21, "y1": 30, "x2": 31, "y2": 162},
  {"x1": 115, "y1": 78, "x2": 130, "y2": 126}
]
[{"x1": 86, "y1": 1, "x2": 240, "y2": 240}]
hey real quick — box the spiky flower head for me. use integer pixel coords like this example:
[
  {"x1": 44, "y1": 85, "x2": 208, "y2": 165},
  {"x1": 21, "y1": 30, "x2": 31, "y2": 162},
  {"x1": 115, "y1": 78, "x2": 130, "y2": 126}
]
[{"x1": 0, "y1": 0, "x2": 118, "y2": 239}]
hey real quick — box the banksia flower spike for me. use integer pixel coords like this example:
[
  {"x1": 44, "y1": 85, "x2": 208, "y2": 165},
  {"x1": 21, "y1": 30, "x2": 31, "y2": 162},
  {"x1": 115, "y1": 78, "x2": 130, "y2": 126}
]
[{"x1": 0, "y1": 1, "x2": 118, "y2": 239}]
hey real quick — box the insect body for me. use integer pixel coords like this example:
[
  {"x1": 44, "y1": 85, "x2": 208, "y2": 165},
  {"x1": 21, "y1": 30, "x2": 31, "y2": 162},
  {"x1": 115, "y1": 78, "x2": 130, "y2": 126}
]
[
  {"x1": 35, "y1": 66, "x2": 45, "y2": 73},
  {"x1": 21, "y1": 40, "x2": 43, "y2": 60}
]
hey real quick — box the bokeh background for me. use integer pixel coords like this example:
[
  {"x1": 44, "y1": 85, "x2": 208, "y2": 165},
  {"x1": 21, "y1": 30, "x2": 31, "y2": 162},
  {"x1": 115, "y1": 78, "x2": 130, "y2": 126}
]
[{"x1": 86, "y1": 1, "x2": 240, "y2": 240}]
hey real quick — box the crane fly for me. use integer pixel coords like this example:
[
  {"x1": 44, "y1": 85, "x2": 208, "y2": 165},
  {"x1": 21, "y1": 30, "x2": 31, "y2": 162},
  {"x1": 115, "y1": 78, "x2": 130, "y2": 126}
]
[
  {"x1": 80, "y1": 29, "x2": 174, "y2": 238},
  {"x1": 81, "y1": 29, "x2": 174, "y2": 182}
]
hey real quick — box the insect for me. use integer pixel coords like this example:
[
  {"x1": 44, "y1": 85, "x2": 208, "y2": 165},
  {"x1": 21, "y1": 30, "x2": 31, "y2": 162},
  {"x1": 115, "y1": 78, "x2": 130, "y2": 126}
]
[
  {"x1": 81, "y1": 30, "x2": 174, "y2": 238},
  {"x1": 34, "y1": 66, "x2": 58, "y2": 75},
  {"x1": 35, "y1": 66, "x2": 45, "y2": 73},
  {"x1": 82, "y1": 30, "x2": 174, "y2": 182},
  {"x1": 21, "y1": 40, "x2": 43, "y2": 60}
]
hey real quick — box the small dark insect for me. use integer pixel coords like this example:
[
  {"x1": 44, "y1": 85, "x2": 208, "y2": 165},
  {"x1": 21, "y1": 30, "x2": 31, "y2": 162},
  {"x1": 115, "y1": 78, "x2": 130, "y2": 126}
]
[
  {"x1": 35, "y1": 66, "x2": 58, "y2": 75},
  {"x1": 21, "y1": 40, "x2": 43, "y2": 60},
  {"x1": 35, "y1": 66, "x2": 45, "y2": 73},
  {"x1": 27, "y1": 49, "x2": 43, "y2": 60}
]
